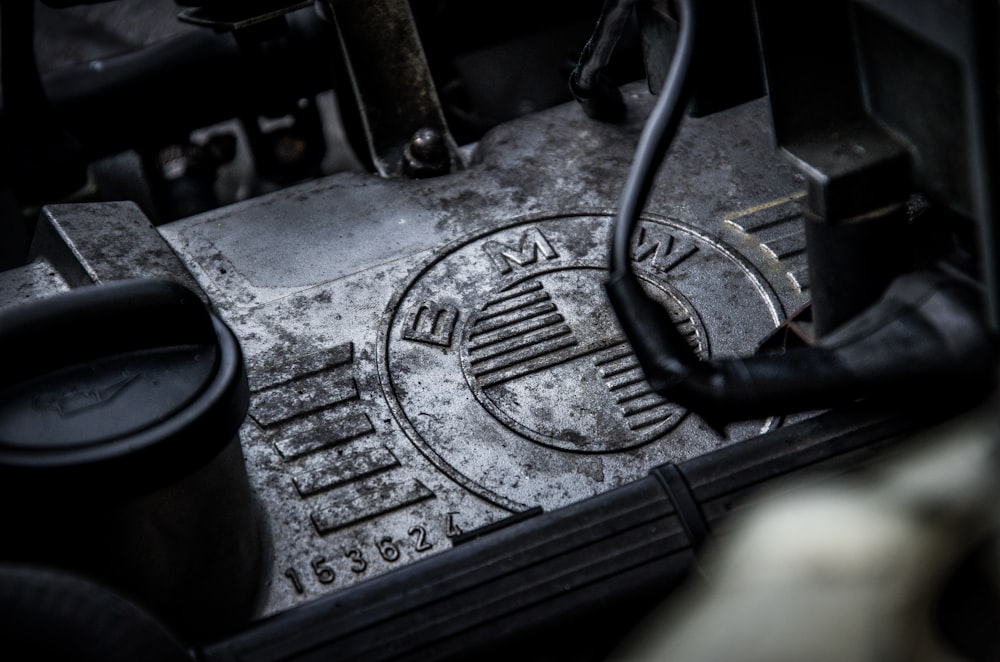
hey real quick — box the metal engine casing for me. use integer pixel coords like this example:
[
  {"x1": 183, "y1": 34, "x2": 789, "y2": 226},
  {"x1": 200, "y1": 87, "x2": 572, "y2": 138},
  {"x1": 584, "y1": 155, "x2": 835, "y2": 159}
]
[{"x1": 18, "y1": 83, "x2": 810, "y2": 617}]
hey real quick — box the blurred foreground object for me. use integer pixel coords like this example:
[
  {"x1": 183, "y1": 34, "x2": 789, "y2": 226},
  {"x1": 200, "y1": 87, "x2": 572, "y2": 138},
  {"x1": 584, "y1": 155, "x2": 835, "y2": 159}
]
[{"x1": 617, "y1": 393, "x2": 1000, "y2": 661}]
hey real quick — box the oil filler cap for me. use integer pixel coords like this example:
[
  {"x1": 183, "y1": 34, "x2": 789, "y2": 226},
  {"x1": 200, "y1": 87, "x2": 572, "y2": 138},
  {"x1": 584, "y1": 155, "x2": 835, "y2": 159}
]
[
  {"x1": 0, "y1": 279, "x2": 260, "y2": 642},
  {"x1": 0, "y1": 278, "x2": 247, "y2": 495}
]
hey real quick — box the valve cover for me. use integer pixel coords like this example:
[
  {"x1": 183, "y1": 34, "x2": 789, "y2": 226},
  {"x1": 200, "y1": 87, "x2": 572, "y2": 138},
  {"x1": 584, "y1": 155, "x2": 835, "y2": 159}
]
[{"x1": 136, "y1": 84, "x2": 812, "y2": 614}]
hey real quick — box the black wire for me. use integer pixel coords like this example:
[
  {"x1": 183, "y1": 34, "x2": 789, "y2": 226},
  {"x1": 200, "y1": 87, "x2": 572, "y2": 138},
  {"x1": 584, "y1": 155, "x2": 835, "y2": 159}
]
[{"x1": 609, "y1": 0, "x2": 698, "y2": 277}]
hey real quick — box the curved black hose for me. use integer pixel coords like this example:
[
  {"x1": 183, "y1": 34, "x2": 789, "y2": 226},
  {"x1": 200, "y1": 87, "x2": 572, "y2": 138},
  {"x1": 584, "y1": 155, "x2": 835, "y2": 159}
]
[
  {"x1": 605, "y1": 0, "x2": 701, "y2": 395},
  {"x1": 604, "y1": 1, "x2": 996, "y2": 428},
  {"x1": 609, "y1": 0, "x2": 697, "y2": 277}
]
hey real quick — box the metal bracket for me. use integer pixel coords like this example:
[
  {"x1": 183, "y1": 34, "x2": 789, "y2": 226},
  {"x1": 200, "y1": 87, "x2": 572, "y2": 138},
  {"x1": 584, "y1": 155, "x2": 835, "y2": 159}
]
[{"x1": 321, "y1": 0, "x2": 464, "y2": 178}]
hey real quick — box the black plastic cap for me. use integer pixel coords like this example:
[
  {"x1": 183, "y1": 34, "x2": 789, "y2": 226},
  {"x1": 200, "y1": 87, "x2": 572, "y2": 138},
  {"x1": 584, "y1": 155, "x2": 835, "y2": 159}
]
[{"x1": 0, "y1": 279, "x2": 249, "y2": 501}]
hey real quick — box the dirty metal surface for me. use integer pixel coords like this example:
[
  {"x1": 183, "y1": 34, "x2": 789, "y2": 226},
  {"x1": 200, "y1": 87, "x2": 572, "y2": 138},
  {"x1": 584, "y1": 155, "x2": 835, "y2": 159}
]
[
  {"x1": 157, "y1": 83, "x2": 811, "y2": 617},
  {"x1": 0, "y1": 259, "x2": 70, "y2": 312}
]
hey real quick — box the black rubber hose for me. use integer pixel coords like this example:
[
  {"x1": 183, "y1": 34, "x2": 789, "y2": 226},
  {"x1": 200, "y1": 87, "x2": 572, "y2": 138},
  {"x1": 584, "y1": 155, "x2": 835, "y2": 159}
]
[
  {"x1": 604, "y1": 0, "x2": 701, "y2": 396},
  {"x1": 608, "y1": 0, "x2": 696, "y2": 277},
  {"x1": 604, "y1": 1, "x2": 996, "y2": 427},
  {"x1": 679, "y1": 273, "x2": 996, "y2": 425}
]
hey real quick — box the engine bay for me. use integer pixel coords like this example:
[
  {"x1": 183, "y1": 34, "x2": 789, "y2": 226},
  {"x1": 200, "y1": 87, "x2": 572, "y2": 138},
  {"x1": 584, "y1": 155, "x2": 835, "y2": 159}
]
[{"x1": 1, "y1": 1, "x2": 998, "y2": 659}]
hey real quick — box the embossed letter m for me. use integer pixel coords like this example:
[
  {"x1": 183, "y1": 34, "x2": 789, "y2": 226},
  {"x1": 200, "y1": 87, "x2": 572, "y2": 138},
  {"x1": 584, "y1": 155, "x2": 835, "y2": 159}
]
[{"x1": 483, "y1": 228, "x2": 558, "y2": 274}]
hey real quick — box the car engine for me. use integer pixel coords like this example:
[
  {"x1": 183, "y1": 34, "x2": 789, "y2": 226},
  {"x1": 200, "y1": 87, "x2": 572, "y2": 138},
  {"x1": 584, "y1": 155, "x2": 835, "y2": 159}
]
[{"x1": 0, "y1": 0, "x2": 998, "y2": 659}]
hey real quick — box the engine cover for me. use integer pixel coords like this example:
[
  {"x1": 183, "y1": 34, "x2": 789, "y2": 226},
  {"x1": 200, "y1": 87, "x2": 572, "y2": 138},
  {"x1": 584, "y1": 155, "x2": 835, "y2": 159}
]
[{"x1": 37, "y1": 84, "x2": 810, "y2": 616}]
